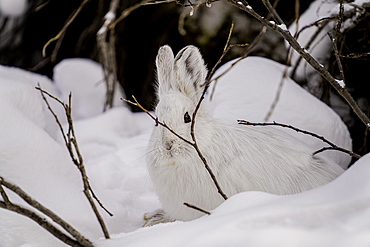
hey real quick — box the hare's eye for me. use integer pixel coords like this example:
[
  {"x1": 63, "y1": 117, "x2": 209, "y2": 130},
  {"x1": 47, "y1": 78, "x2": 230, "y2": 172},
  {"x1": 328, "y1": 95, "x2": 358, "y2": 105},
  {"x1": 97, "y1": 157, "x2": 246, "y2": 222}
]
[{"x1": 184, "y1": 112, "x2": 191, "y2": 123}]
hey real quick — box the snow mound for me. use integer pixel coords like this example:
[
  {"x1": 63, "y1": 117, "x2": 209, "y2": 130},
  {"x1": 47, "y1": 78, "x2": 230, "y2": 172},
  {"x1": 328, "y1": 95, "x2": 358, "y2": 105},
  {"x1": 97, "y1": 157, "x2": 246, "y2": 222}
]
[
  {"x1": 208, "y1": 56, "x2": 352, "y2": 168},
  {"x1": 0, "y1": 64, "x2": 63, "y2": 137},
  {"x1": 53, "y1": 58, "x2": 126, "y2": 120}
]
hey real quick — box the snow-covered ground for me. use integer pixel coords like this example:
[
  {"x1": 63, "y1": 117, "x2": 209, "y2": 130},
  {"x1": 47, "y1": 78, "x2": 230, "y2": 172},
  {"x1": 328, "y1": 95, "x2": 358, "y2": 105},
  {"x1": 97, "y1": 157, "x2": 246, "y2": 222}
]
[
  {"x1": 0, "y1": 54, "x2": 366, "y2": 247},
  {"x1": 0, "y1": 0, "x2": 369, "y2": 246}
]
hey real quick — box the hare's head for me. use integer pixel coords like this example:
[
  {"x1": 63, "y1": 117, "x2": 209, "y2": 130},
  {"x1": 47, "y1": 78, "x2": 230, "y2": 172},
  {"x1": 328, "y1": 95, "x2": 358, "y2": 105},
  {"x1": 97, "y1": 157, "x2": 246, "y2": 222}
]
[{"x1": 151, "y1": 45, "x2": 208, "y2": 158}]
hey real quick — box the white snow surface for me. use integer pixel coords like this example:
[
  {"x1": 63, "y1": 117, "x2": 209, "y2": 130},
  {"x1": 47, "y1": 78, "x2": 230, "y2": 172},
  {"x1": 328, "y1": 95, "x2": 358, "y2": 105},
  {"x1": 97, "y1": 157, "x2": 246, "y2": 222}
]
[
  {"x1": 0, "y1": 57, "x2": 365, "y2": 247},
  {"x1": 53, "y1": 58, "x2": 126, "y2": 120},
  {"x1": 0, "y1": 0, "x2": 27, "y2": 17}
]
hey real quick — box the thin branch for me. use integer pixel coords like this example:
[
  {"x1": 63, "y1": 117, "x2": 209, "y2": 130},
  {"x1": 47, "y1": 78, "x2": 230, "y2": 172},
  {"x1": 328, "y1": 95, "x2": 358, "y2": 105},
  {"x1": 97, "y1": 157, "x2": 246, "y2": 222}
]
[
  {"x1": 110, "y1": 0, "x2": 220, "y2": 29},
  {"x1": 36, "y1": 86, "x2": 111, "y2": 239},
  {"x1": 109, "y1": 0, "x2": 155, "y2": 29},
  {"x1": 35, "y1": 0, "x2": 52, "y2": 12},
  {"x1": 208, "y1": 22, "x2": 252, "y2": 99},
  {"x1": 183, "y1": 202, "x2": 211, "y2": 215},
  {"x1": 205, "y1": 21, "x2": 249, "y2": 86},
  {"x1": 329, "y1": 33, "x2": 346, "y2": 87},
  {"x1": 261, "y1": 0, "x2": 283, "y2": 25},
  {"x1": 238, "y1": 120, "x2": 361, "y2": 159},
  {"x1": 339, "y1": 52, "x2": 370, "y2": 59},
  {"x1": 190, "y1": 88, "x2": 229, "y2": 201},
  {"x1": 225, "y1": 0, "x2": 370, "y2": 129},
  {"x1": 265, "y1": 15, "x2": 295, "y2": 120},
  {"x1": 42, "y1": 0, "x2": 90, "y2": 57},
  {"x1": 0, "y1": 178, "x2": 92, "y2": 247},
  {"x1": 290, "y1": 19, "x2": 331, "y2": 79}
]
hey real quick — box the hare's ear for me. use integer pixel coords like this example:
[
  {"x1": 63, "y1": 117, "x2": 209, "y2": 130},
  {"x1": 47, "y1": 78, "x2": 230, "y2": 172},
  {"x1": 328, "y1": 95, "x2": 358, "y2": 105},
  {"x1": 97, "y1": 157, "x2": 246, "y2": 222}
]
[
  {"x1": 155, "y1": 45, "x2": 175, "y2": 97},
  {"x1": 174, "y1": 45, "x2": 207, "y2": 101}
]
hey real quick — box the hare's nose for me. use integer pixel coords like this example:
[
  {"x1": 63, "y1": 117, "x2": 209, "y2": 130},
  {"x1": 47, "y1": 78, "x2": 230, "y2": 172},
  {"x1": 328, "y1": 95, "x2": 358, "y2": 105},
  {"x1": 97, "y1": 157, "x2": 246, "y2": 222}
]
[{"x1": 165, "y1": 141, "x2": 173, "y2": 150}]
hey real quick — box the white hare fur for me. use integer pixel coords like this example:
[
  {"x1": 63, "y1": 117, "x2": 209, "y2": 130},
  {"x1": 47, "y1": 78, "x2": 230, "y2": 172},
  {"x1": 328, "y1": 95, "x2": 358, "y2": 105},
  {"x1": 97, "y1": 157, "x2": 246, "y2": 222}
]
[{"x1": 145, "y1": 45, "x2": 344, "y2": 226}]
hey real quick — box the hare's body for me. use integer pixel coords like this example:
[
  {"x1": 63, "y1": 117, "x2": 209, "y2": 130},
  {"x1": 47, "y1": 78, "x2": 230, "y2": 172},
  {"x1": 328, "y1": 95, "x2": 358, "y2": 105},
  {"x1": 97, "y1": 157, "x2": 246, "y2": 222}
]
[
  {"x1": 208, "y1": 56, "x2": 352, "y2": 168},
  {"x1": 145, "y1": 45, "x2": 344, "y2": 225}
]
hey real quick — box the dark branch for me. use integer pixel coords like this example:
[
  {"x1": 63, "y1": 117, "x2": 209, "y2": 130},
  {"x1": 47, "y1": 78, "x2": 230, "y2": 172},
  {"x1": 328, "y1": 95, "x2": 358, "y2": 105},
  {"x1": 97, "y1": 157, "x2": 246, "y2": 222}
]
[
  {"x1": 238, "y1": 120, "x2": 361, "y2": 159},
  {"x1": 183, "y1": 202, "x2": 211, "y2": 215}
]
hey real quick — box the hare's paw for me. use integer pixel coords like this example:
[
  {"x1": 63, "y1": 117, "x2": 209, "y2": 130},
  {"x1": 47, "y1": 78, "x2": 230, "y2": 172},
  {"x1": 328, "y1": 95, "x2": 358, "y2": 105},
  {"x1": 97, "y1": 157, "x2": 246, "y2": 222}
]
[{"x1": 143, "y1": 209, "x2": 174, "y2": 227}]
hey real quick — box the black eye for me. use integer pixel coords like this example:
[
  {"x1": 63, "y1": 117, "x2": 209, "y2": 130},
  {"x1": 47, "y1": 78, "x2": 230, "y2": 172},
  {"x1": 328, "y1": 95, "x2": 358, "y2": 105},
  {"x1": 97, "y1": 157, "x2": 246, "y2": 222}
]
[{"x1": 184, "y1": 112, "x2": 191, "y2": 123}]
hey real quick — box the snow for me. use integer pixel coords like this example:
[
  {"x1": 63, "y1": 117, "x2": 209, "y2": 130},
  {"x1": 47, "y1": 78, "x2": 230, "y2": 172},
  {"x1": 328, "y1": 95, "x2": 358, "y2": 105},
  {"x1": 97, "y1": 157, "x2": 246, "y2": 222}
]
[
  {"x1": 98, "y1": 11, "x2": 116, "y2": 36},
  {"x1": 278, "y1": 23, "x2": 288, "y2": 31},
  {"x1": 336, "y1": 79, "x2": 346, "y2": 88},
  {"x1": 53, "y1": 58, "x2": 126, "y2": 120},
  {"x1": 0, "y1": 56, "x2": 364, "y2": 247},
  {"x1": 0, "y1": 0, "x2": 27, "y2": 17}
]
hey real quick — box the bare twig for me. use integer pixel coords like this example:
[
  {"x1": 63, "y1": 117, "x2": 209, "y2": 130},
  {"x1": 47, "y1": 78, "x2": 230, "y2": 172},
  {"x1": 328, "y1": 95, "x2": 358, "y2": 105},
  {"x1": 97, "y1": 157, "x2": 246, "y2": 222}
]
[
  {"x1": 110, "y1": 0, "x2": 220, "y2": 29},
  {"x1": 183, "y1": 202, "x2": 211, "y2": 215},
  {"x1": 339, "y1": 52, "x2": 370, "y2": 59},
  {"x1": 122, "y1": 96, "x2": 228, "y2": 200},
  {"x1": 290, "y1": 19, "x2": 331, "y2": 79},
  {"x1": 261, "y1": 0, "x2": 283, "y2": 25},
  {"x1": 225, "y1": 0, "x2": 370, "y2": 129},
  {"x1": 35, "y1": 0, "x2": 52, "y2": 12},
  {"x1": 0, "y1": 177, "x2": 93, "y2": 247},
  {"x1": 205, "y1": 21, "x2": 248, "y2": 86},
  {"x1": 238, "y1": 120, "x2": 361, "y2": 159},
  {"x1": 42, "y1": 0, "x2": 90, "y2": 57},
  {"x1": 109, "y1": 0, "x2": 153, "y2": 29},
  {"x1": 265, "y1": 0, "x2": 296, "y2": 121},
  {"x1": 328, "y1": 0, "x2": 346, "y2": 87},
  {"x1": 36, "y1": 86, "x2": 111, "y2": 239},
  {"x1": 207, "y1": 21, "x2": 251, "y2": 99},
  {"x1": 329, "y1": 33, "x2": 346, "y2": 87}
]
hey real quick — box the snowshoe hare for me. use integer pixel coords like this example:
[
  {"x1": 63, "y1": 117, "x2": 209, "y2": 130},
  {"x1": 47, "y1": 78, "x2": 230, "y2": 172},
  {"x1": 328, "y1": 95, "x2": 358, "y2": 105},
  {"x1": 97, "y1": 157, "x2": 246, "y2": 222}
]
[{"x1": 144, "y1": 45, "x2": 344, "y2": 226}]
